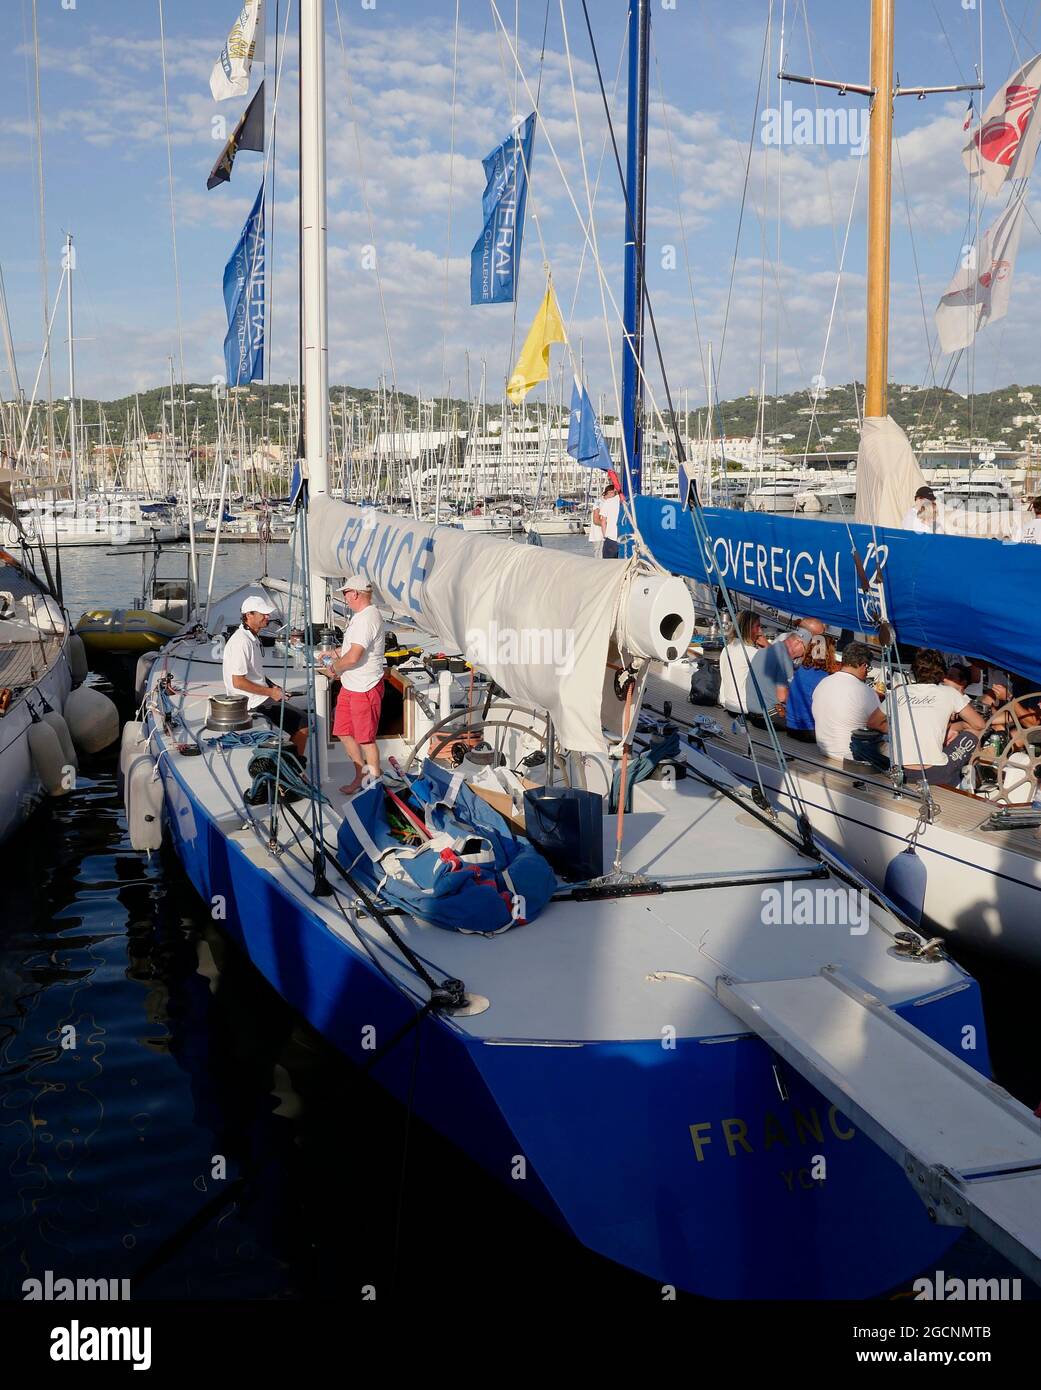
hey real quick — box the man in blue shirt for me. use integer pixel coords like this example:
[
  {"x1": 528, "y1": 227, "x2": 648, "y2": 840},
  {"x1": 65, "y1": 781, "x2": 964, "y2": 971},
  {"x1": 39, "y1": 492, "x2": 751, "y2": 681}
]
[{"x1": 743, "y1": 626, "x2": 812, "y2": 727}]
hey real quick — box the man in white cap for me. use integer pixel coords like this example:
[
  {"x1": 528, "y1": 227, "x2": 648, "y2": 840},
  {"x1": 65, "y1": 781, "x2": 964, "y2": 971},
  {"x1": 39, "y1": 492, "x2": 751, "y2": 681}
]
[
  {"x1": 222, "y1": 594, "x2": 308, "y2": 758},
  {"x1": 318, "y1": 575, "x2": 386, "y2": 795}
]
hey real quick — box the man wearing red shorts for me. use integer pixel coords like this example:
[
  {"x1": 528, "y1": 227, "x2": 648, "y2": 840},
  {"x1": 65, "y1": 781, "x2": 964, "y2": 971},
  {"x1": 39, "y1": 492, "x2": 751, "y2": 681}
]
[{"x1": 319, "y1": 575, "x2": 386, "y2": 795}]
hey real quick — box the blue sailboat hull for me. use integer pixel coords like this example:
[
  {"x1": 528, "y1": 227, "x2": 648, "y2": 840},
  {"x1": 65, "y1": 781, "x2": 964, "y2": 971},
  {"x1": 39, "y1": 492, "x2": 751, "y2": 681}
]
[{"x1": 158, "y1": 752, "x2": 982, "y2": 1299}]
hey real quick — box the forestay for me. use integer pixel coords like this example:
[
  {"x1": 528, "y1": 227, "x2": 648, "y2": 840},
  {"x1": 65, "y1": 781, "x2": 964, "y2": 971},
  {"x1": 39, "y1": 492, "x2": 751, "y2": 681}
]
[{"x1": 307, "y1": 496, "x2": 629, "y2": 752}]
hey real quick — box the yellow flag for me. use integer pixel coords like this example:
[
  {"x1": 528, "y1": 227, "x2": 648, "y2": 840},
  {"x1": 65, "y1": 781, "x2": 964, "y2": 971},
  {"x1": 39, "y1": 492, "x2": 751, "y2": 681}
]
[{"x1": 506, "y1": 285, "x2": 566, "y2": 404}]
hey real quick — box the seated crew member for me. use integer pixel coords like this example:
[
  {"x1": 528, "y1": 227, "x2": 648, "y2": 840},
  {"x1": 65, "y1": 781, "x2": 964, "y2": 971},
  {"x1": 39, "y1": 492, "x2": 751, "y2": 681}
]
[
  {"x1": 318, "y1": 574, "x2": 386, "y2": 796},
  {"x1": 719, "y1": 610, "x2": 765, "y2": 716},
  {"x1": 811, "y1": 640, "x2": 888, "y2": 762},
  {"x1": 786, "y1": 634, "x2": 839, "y2": 743},
  {"x1": 222, "y1": 594, "x2": 308, "y2": 759},
  {"x1": 901, "y1": 485, "x2": 945, "y2": 534},
  {"x1": 743, "y1": 627, "x2": 811, "y2": 729},
  {"x1": 890, "y1": 647, "x2": 986, "y2": 788}
]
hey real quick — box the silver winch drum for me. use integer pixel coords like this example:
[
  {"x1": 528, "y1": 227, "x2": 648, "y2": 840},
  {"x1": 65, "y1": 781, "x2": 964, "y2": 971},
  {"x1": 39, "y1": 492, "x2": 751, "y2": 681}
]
[{"x1": 206, "y1": 693, "x2": 252, "y2": 732}]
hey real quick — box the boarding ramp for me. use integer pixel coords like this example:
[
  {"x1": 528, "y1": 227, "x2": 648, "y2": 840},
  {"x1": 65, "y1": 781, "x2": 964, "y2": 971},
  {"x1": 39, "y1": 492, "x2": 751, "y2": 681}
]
[{"x1": 717, "y1": 966, "x2": 1041, "y2": 1287}]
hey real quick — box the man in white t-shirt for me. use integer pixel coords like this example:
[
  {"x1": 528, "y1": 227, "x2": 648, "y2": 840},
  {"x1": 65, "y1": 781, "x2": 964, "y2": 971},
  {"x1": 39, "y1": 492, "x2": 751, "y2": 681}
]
[
  {"x1": 811, "y1": 641, "x2": 887, "y2": 761},
  {"x1": 900, "y1": 486, "x2": 945, "y2": 534},
  {"x1": 318, "y1": 574, "x2": 386, "y2": 795},
  {"x1": 890, "y1": 647, "x2": 986, "y2": 787},
  {"x1": 222, "y1": 594, "x2": 308, "y2": 758},
  {"x1": 592, "y1": 478, "x2": 622, "y2": 558}
]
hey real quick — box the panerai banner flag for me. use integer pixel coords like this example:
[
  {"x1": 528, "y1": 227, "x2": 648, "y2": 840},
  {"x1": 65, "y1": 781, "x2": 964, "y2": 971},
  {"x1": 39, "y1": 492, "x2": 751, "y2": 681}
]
[
  {"x1": 211, "y1": 0, "x2": 264, "y2": 103},
  {"x1": 470, "y1": 113, "x2": 536, "y2": 305},
  {"x1": 963, "y1": 51, "x2": 1041, "y2": 195},
  {"x1": 223, "y1": 182, "x2": 265, "y2": 385},
  {"x1": 935, "y1": 192, "x2": 1025, "y2": 354},
  {"x1": 208, "y1": 82, "x2": 265, "y2": 189}
]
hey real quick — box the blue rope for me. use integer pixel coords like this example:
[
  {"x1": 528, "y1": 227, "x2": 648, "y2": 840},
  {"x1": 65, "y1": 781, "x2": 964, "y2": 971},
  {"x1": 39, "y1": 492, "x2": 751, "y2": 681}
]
[{"x1": 205, "y1": 730, "x2": 285, "y2": 750}]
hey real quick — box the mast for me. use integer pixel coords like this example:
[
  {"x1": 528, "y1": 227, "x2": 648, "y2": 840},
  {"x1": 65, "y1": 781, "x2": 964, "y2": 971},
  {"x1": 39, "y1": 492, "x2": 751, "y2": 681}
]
[
  {"x1": 621, "y1": 0, "x2": 650, "y2": 496},
  {"x1": 301, "y1": 0, "x2": 329, "y2": 501},
  {"x1": 864, "y1": 0, "x2": 894, "y2": 419},
  {"x1": 300, "y1": 0, "x2": 331, "y2": 798},
  {"x1": 64, "y1": 234, "x2": 77, "y2": 507}
]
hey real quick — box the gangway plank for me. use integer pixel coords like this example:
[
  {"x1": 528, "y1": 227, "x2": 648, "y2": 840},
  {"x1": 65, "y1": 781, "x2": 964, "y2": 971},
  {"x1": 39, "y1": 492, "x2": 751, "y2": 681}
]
[{"x1": 716, "y1": 966, "x2": 1041, "y2": 1287}]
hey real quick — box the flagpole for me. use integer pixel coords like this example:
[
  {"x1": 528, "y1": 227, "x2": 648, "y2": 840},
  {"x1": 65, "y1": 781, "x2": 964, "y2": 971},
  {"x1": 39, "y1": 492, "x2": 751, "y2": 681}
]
[
  {"x1": 865, "y1": 0, "x2": 894, "y2": 419},
  {"x1": 621, "y1": 0, "x2": 650, "y2": 496}
]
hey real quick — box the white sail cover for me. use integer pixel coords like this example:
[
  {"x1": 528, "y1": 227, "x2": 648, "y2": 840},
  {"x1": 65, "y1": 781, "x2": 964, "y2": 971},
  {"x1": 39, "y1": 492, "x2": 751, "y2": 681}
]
[
  {"x1": 308, "y1": 496, "x2": 629, "y2": 753},
  {"x1": 854, "y1": 416, "x2": 926, "y2": 529}
]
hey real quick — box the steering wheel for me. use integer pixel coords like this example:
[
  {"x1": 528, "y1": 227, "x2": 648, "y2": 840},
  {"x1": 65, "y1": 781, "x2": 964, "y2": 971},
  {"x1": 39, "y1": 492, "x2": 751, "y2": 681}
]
[
  {"x1": 967, "y1": 691, "x2": 1041, "y2": 803},
  {"x1": 400, "y1": 702, "x2": 570, "y2": 784}
]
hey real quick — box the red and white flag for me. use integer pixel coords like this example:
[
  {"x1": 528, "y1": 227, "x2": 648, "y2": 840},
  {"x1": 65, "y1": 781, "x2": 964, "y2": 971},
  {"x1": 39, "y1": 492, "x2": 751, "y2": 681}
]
[
  {"x1": 962, "y1": 100, "x2": 974, "y2": 132},
  {"x1": 935, "y1": 193, "x2": 1026, "y2": 353},
  {"x1": 963, "y1": 52, "x2": 1041, "y2": 194}
]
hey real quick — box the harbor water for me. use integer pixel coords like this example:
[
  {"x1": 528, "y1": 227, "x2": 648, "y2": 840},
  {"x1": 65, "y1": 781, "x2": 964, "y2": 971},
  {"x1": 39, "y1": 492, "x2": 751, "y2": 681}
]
[{"x1": 2, "y1": 541, "x2": 1039, "y2": 1302}]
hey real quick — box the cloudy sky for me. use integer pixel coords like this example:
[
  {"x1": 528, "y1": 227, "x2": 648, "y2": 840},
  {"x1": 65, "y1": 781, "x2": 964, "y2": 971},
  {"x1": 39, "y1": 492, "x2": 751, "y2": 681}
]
[{"x1": 2, "y1": 0, "x2": 1040, "y2": 416}]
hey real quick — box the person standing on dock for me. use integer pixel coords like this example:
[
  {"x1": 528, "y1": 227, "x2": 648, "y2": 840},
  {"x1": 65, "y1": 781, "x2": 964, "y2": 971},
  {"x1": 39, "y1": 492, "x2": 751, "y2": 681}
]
[
  {"x1": 320, "y1": 576, "x2": 386, "y2": 796},
  {"x1": 223, "y1": 595, "x2": 309, "y2": 759},
  {"x1": 592, "y1": 478, "x2": 622, "y2": 558}
]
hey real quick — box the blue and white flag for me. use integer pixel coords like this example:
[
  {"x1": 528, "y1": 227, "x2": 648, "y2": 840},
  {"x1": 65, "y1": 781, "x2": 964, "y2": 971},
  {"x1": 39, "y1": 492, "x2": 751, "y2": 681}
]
[
  {"x1": 223, "y1": 182, "x2": 265, "y2": 386},
  {"x1": 470, "y1": 112, "x2": 536, "y2": 305},
  {"x1": 566, "y1": 377, "x2": 613, "y2": 471}
]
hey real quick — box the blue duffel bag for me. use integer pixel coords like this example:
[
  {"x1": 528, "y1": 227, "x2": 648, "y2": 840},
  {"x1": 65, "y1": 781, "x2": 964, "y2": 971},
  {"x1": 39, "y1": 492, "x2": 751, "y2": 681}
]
[{"x1": 336, "y1": 760, "x2": 558, "y2": 934}]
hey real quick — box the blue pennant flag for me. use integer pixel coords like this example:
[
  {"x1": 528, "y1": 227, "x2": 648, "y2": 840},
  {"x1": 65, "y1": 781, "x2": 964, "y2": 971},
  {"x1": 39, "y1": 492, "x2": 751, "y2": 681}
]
[
  {"x1": 470, "y1": 112, "x2": 536, "y2": 305},
  {"x1": 223, "y1": 182, "x2": 265, "y2": 386},
  {"x1": 567, "y1": 377, "x2": 613, "y2": 471}
]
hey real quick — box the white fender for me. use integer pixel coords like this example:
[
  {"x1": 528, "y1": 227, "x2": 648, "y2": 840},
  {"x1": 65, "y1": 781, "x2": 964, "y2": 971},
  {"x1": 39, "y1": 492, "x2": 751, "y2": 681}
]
[
  {"x1": 119, "y1": 720, "x2": 149, "y2": 802},
  {"x1": 27, "y1": 720, "x2": 68, "y2": 797},
  {"x1": 68, "y1": 633, "x2": 89, "y2": 682},
  {"x1": 41, "y1": 710, "x2": 78, "y2": 773},
  {"x1": 64, "y1": 684, "x2": 120, "y2": 754},
  {"x1": 126, "y1": 757, "x2": 164, "y2": 852},
  {"x1": 134, "y1": 651, "x2": 160, "y2": 704}
]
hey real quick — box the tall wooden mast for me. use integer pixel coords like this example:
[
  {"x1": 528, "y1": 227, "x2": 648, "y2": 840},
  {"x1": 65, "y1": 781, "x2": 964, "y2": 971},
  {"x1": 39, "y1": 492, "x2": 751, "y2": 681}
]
[{"x1": 864, "y1": 0, "x2": 895, "y2": 419}]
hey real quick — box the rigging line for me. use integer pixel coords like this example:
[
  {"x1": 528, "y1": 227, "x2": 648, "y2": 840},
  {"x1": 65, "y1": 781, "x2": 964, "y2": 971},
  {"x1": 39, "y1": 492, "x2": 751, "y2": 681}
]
[
  {"x1": 157, "y1": 0, "x2": 187, "y2": 395},
  {"x1": 798, "y1": 0, "x2": 861, "y2": 425},
  {"x1": 713, "y1": 4, "x2": 771, "y2": 383},
  {"x1": 894, "y1": 134, "x2": 941, "y2": 394},
  {"x1": 800, "y1": 135, "x2": 868, "y2": 467},
  {"x1": 438, "y1": 0, "x2": 461, "y2": 406},
  {"x1": 650, "y1": 40, "x2": 711, "y2": 416},
  {"x1": 487, "y1": 0, "x2": 687, "y2": 525},
  {"x1": 574, "y1": 0, "x2": 691, "y2": 485},
  {"x1": 29, "y1": 0, "x2": 55, "y2": 473},
  {"x1": 563, "y1": 25, "x2": 626, "y2": 331},
  {"x1": 559, "y1": 1, "x2": 626, "y2": 434},
  {"x1": 332, "y1": 0, "x2": 398, "y2": 389}
]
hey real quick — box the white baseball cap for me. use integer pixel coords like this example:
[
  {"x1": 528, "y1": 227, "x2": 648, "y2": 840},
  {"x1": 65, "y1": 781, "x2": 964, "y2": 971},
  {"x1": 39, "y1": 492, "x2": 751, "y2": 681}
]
[
  {"x1": 240, "y1": 593, "x2": 278, "y2": 615},
  {"x1": 340, "y1": 574, "x2": 372, "y2": 593}
]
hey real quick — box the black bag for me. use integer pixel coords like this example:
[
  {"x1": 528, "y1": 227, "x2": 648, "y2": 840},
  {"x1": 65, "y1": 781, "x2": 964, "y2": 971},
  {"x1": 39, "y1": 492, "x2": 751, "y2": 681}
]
[
  {"x1": 688, "y1": 661, "x2": 721, "y2": 706},
  {"x1": 523, "y1": 785, "x2": 603, "y2": 882}
]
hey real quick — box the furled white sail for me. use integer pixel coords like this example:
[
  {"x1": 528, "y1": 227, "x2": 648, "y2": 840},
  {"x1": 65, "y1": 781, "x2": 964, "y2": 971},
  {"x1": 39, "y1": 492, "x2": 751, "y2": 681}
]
[
  {"x1": 854, "y1": 416, "x2": 927, "y2": 529},
  {"x1": 308, "y1": 497, "x2": 692, "y2": 753}
]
